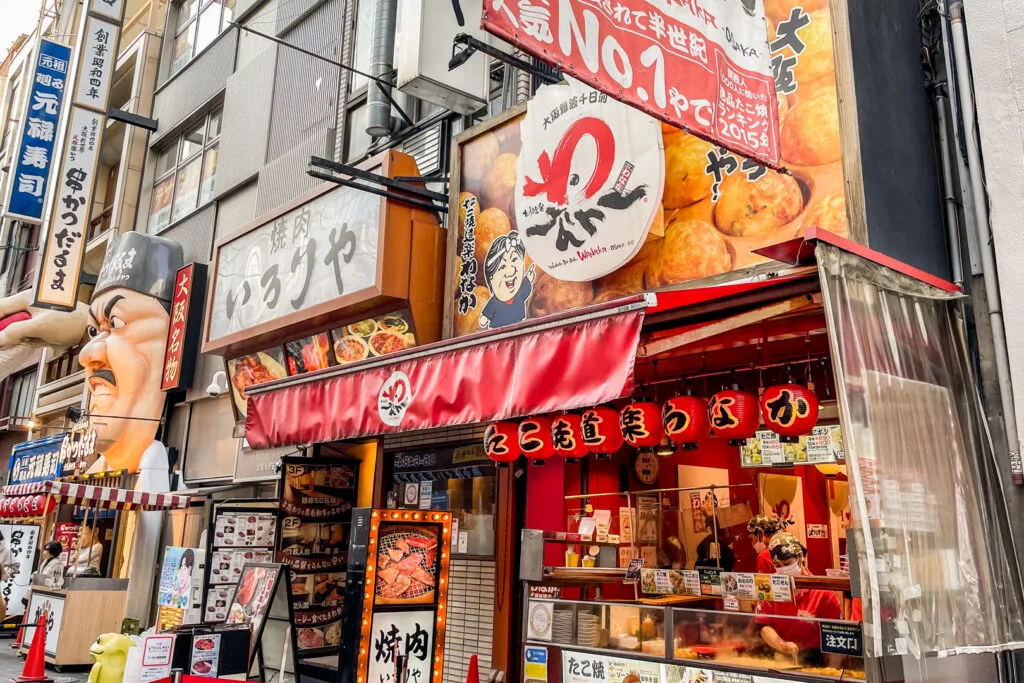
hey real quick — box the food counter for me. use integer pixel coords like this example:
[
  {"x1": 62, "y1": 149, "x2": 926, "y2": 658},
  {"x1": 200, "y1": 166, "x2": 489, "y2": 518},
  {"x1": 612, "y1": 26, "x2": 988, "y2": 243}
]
[
  {"x1": 21, "y1": 578, "x2": 128, "y2": 667},
  {"x1": 523, "y1": 598, "x2": 865, "y2": 683}
]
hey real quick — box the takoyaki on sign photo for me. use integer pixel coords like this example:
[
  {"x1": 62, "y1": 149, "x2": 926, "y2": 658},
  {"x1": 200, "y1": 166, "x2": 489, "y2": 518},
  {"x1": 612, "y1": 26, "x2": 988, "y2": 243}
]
[{"x1": 449, "y1": 3, "x2": 849, "y2": 337}]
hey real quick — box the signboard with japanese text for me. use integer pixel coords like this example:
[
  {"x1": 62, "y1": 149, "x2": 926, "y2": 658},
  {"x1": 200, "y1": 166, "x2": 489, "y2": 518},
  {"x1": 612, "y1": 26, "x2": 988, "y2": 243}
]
[
  {"x1": 8, "y1": 434, "x2": 65, "y2": 485},
  {"x1": 206, "y1": 151, "x2": 446, "y2": 359},
  {"x1": 277, "y1": 458, "x2": 358, "y2": 655},
  {"x1": 162, "y1": 263, "x2": 208, "y2": 391},
  {"x1": 740, "y1": 425, "x2": 844, "y2": 467},
  {"x1": 72, "y1": 16, "x2": 118, "y2": 112},
  {"x1": 33, "y1": 0, "x2": 126, "y2": 311},
  {"x1": 354, "y1": 509, "x2": 452, "y2": 683},
  {"x1": 449, "y1": 5, "x2": 846, "y2": 336},
  {"x1": 4, "y1": 39, "x2": 70, "y2": 222},
  {"x1": 25, "y1": 590, "x2": 65, "y2": 657},
  {"x1": 516, "y1": 79, "x2": 664, "y2": 282},
  {"x1": 819, "y1": 621, "x2": 863, "y2": 657},
  {"x1": 34, "y1": 106, "x2": 102, "y2": 309},
  {"x1": 207, "y1": 184, "x2": 381, "y2": 343},
  {"x1": 481, "y1": 0, "x2": 781, "y2": 167},
  {"x1": 0, "y1": 524, "x2": 39, "y2": 614},
  {"x1": 367, "y1": 610, "x2": 434, "y2": 683},
  {"x1": 561, "y1": 651, "x2": 660, "y2": 683}
]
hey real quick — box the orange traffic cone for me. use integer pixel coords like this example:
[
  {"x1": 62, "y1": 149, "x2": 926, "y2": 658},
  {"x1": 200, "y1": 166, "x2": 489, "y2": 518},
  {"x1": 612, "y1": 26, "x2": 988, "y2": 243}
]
[
  {"x1": 10, "y1": 610, "x2": 28, "y2": 650},
  {"x1": 465, "y1": 654, "x2": 480, "y2": 683},
  {"x1": 11, "y1": 614, "x2": 52, "y2": 682}
]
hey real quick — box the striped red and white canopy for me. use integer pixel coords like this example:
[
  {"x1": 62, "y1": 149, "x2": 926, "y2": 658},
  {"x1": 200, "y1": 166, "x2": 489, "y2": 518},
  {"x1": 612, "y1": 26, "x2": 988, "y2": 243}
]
[{"x1": 0, "y1": 481, "x2": 191, "y2": 511}]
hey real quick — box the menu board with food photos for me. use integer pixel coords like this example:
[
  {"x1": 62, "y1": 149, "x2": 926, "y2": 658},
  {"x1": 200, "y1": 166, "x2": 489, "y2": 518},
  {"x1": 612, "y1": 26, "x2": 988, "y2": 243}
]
[
  {"x1": 204, "y1": 506, "x2": 278, "y2": 623},
  {"x1": 227, "y1": 348, "x2": 287, "y2": 421},
  {"x1": 277, "y1": 458, "x2": 358, "y2": 656},
  {"x1": 449, "y1": 5, "x2": 846, "y2": 337},
  {"x1": 331, "y1": 309, "x2": 417, "y2": 364},
  {"x1": 226, "y1": 562, "x2": 286, "y2": 667},
  {"x1": 227, "y1": 310, "x2": 418, "y2": 422}
]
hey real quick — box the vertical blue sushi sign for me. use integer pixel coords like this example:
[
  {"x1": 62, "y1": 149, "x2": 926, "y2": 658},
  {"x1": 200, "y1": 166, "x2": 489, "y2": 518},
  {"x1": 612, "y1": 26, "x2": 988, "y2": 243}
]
[{"x1": 4, "y1": 39, "x2": 71, "y2": 222}]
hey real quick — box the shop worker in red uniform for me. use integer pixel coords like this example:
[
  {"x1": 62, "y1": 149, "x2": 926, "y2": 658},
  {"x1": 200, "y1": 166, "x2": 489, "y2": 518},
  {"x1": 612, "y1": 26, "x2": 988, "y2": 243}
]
[
  {"x1": 747, "y1": 514, "x2": 786, "y2": 574},
  {"x1": 757, "y1": 534, "x2": 841, "y2": 662}
]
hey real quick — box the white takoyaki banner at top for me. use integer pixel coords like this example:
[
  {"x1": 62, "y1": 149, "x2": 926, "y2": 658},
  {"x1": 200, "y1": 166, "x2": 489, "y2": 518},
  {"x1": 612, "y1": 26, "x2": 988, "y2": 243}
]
[{"x1": 481, "y1": 0, "x2": 782, "y2": 167}]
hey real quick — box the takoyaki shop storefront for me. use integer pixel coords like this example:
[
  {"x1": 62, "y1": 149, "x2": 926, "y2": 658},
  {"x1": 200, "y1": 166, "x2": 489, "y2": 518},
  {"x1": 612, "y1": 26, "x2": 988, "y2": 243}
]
[{"x1": 242, "y1": 231, "x2": 1024, "y2": 683}]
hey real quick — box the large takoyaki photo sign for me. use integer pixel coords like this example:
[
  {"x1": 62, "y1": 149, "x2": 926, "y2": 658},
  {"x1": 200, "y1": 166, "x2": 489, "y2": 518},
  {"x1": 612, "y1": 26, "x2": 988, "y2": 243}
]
[{"x1": 446, "y1": 2, "x2": 846, "y2": 337}]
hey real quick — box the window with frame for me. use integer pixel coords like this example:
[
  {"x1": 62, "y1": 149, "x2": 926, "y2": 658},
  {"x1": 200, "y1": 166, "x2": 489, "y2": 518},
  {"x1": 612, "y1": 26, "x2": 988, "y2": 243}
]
[
  {"x1": 8, "y1": 370, "x2": 36, "y2": 423},
  {"x1": 169, "y1": 0, "x2": 236, "y2": 78},
  {"x1": 150, "y1": 108, "x2": 221, "y2": 231}
]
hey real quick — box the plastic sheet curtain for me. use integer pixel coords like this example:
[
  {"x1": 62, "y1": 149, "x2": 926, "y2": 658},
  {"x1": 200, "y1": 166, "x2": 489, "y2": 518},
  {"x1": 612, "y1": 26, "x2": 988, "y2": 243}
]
[{"x1": 817, "y1": 243, "x2": 1024, "y2": 658}]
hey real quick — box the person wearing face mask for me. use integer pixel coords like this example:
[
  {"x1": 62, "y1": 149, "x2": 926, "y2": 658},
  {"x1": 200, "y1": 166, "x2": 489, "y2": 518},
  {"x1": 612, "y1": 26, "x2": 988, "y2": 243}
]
[
  {"x1": 756, "y1": 534, "x2": 841, "y2": 661},
  {"x1": 747, "y1": 514, "x2": 785, "y2": 574}
]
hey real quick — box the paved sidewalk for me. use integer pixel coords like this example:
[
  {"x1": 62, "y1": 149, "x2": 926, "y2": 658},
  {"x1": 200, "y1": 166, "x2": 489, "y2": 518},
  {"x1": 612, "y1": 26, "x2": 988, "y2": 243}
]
[{"x1": 0, "y1": 637, "x2": 88, "y2": 682}]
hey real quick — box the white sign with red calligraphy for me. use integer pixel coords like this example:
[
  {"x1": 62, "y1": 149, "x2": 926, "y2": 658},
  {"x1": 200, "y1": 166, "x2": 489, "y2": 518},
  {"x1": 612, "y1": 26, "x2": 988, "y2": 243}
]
[
  {"x1": 482, "y1": 0, "x2": 781, "y2": 167},
  {"x1": 516, "y1": 79, "x2": 663, "y2": 281}
]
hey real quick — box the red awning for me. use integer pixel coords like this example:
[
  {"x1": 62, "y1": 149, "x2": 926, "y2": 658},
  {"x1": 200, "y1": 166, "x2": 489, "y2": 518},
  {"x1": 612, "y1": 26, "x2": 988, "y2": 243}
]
[
  {"x1": 0, "y1": 481, "x2": 191, "y2": 511},
  {"x1": 245, "y1": 300, "x2": 646, "y2": 448}
]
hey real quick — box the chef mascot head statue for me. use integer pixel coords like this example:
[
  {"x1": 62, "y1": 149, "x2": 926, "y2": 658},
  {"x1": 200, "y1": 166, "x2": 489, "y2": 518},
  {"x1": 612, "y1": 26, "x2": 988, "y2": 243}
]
[
  {"x1": 0, "y1": 232, "x2": 182, "y2": 492},
  {"x1": 82, "y1": 232, "x2": 183, "y2": 489},
  {"x1": 82, "y1": 232, "x2": 182, "y2": 486}
]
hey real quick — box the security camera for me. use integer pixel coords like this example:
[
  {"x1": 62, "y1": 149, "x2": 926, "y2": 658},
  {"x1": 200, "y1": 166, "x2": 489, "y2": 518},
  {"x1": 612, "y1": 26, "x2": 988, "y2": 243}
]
[{"x1": 207, "y1": 370, "x2": 229, "y2": 398}]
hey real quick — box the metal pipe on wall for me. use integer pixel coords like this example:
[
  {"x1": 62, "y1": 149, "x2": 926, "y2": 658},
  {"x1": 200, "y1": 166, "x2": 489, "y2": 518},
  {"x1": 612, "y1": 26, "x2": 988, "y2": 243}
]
[
  {"x1": 947, "y1": 0, "x2": 1024, "y2": 483},
  {"x1": 933, "y1": 89, "x2": 964, "y2": 289},
  {"x1": 366, "y1": 0, "x2": 397, "y2": 138}
]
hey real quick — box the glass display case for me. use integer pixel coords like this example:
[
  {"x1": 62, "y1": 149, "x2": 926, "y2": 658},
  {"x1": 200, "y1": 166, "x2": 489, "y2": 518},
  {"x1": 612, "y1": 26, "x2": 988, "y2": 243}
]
[{"x1": 525, "y1": 598, "x2": 865, "y2": 682}]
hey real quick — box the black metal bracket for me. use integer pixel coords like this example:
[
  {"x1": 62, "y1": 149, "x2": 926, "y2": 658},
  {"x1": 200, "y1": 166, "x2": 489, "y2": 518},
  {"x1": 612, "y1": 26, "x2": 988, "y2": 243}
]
[
  {"x1": 449, "y1": 33, "x2": 561, "y2": 85},
  {"x1": 107, "y1": 107, "x2": 158, "y2": 132},
  {"x1": 307, "y1": 156, "x2": 449, "y2": 216}
]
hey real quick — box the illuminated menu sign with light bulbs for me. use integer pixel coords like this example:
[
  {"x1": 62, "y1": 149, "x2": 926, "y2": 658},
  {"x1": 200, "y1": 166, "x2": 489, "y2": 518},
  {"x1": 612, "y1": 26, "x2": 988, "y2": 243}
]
[{"x1": 352, "y1": 509, "x2": 452, "y2": 683}]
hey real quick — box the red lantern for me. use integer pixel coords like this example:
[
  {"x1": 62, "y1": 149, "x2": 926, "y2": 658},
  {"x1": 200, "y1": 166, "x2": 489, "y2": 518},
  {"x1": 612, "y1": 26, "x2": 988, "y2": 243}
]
[
  {"x1": 708, "y1": 386, "x2": 760, "y2": 446},
  {"x1": 581, "y1": 407, "x2": 624, "y2": 460},
  {"x1": 552, "y1": 414, "x2": 588, "y2": 461},
  {"x1": 0, "y1": 499, "x2": 10, "y2": 517},
  {"x1": 519, "y1": 416, "x2": 556, "y2": 466},
  {"x1": 620, "y1": 402, "x2": 664, "y2": 448},
  {"x1": 42, "y1": 496, "x2": 55, "y2": 515},
  {"x1": 14, "y1": 497, "x2": 27, "y2": 517},
  {"x1": 30, "y1": 495, "x2": 40, "y2": 516},
  {"x1": 663, "y1": 395, "x2": 709, "y2": 450},
  {"x1": 484, "y1": 422, "x2": 521, "y2": 467},
  {"x1": 760, "y1": 383, "x2": 819, "y2": 442}
]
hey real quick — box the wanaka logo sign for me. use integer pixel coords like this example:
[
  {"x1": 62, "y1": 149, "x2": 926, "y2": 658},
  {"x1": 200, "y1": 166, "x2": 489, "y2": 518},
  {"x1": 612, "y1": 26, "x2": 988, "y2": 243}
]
[
  {"x1": 516, "y1": 79, "x2": 664, "y2": 282},
  {"x1": 378, "y1": 371, "x2": 412, "y2": 426}
]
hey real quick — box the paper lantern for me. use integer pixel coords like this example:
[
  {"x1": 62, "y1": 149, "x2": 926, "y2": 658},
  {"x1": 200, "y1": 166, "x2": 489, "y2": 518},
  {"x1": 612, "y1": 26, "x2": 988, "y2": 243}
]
[
  {"x1": 30, "y1": 495, "x2": 41, "y2": 515},
  {"x1": 760, "y1": 383, "x2": 820, "y2": 442},
  {"x1": 620, "y1": 402, "x2": 664, "y2": 448},
  {"x1": 581, "y1": 407, "x2": 624, "y2": 460},
  {"x1": 0, "y1": 499, "x2": 10, "y2": 516},
  {"x1": 708, "y1": 387, "x2": 759, "y2": 446},
  {"x1": 552, "y1": 414, "x2": 588, "y2": 461},
  {"x1": 663, "y1": 395, "x2": 710, "y2": 449},
  {"x1": 40, "y1": 496, "x2": 54, "y2": 516},
  {"x1": 519, "y1": 416, "x2": 556, "y2": 465},
  {"x1": 484, "y1": 422, "x2": 521, "y2": 467},
  {"x1": 15, "y1": 497, "x2": 28, "y2": 516}
]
